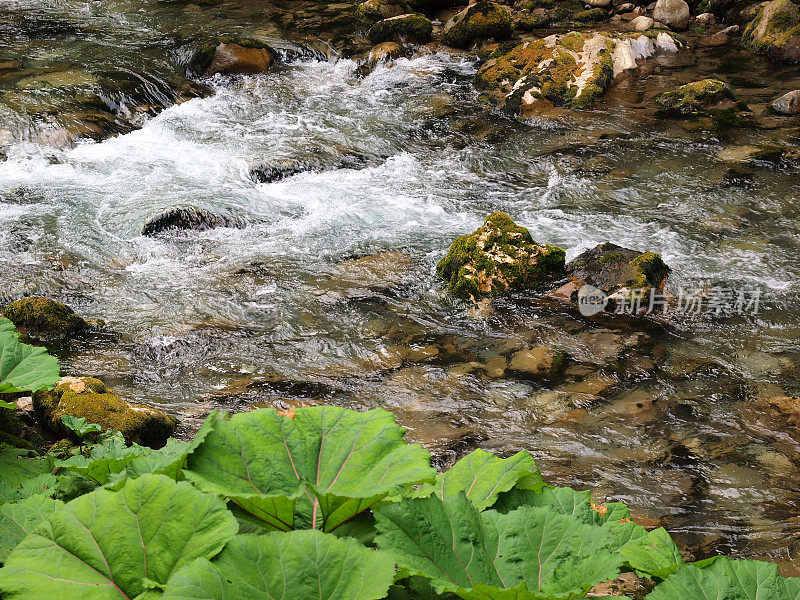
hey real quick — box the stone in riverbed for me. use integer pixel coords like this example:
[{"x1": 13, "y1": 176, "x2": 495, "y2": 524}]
[
  {"x1": 367, "y1": 14, "x2": 433, "y2": 44},
  {"x1": 437, "y1": 212, "x2": 566, "y2": 300},
  {"x1": 189, "y1": 37, "x2": 277, "y2": 77},
  {"x1": 33, "y1": 377, "x2": 177, "y2": 447},
  {"x1": 771, "y1": 89, "x2": 800, "y2": 114},
  {"x1": 508, "y1": 346, "x2": 565, "y2": 379},
  {"x1": 653, "y1": 0, "x2": 690, "y2": 30},
  {"x1": 742, "y1": 0, "x2": 800, "y2": 63},
  {"x1": 355, "y1": 0, "x2": 412, "y2": 22},
  {"x1": 629, "y1": 15, "x2": 654, "y2": 30},
  {"x1": 141, "y1": 207, "x2": 244, "y2": 236},
  {"x1": 655, "y1": 79, "x2": 736, "y2": 115},
  {"x1": 3, "y1": 297, "x2": 89, "y2": 341},
  {"x1": 442, "y1": 1, "x2": 514, "y2": 49},
  {"x1": 548, "y1": 242, "x2": 670, "y2": 313}
]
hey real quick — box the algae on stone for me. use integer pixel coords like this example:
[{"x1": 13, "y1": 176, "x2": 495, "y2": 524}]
[
  {"x1": 437, "y1": 212, "x2": 565, "y2": 300},
  {"x1": 742, "y1": 0, "x2": 800, "y2": 63},
  {"x1": 367, "y1": 13, "x2": 433, "y2": 44},
  {"x1": 3, "y1": 297, "x2": 88, "y2": 341},
  {"x1": 33, "y1": 377, "x2": 177, "y2": 448},
  {"x1": 442, "y1": 1, "x2": 514, "y2": 49},
  {"x1": 655, "y1": 78, "x2": 734, "y2": 115}
]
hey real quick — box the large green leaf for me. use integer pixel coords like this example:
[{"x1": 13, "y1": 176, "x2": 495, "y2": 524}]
[
  {"x1": 786, "y1": 578, "x2": 800, "y2": 600},
  {"x1": 618, "y1": 527, "x2": 682, "y2": 580},
  {"x1": 0, "y1": 474, "x2": 238, "y2": 600},
  {"x1": 59, "y1": 431, "x2": 152, "y2": 485},
  {"x1": 183, "y1": 407, "x2": 435, "y2": 532},
  {"x1": 0, "y1": 495, "x2": 62, "y2": 563},
  {"x1": 0, "y1": 447, "x2": 55, "y2": 494},
  {"x1": 646, "y1": 557, "x2": 792, "y2": 600},
  {"x1": 161, "y1": 530, "x2": 395, "y2": 600},
  {"x1": 494, "y1": 485, "x2": 630, "y2": 527},
  {"x1": 375, "y1": 493, "x2": 624, "y2": 599},
  {"x1": 415, "y1": 450, "x2": 543, "y2": 511},
  {"x1": 0, "y1": 317, "x2": 60, "y2": 393}
]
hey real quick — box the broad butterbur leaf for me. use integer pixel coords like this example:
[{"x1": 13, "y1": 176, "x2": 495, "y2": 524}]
[
  {"x1": 183, "y1": 407, "x2": 435, "y2": 532},
  {"x1": 494, "y1": 484, "x2": 631, "y2": 527},
  {"x1": 414, "y1": 449, "x2": 543, "y2": 510},
  {"x1": 0, "y1": 317, "x2": 60, "y2": 393},
  {"x1": 59, "y1": 430, "x2": 151, "y2": 485},
  {"x1": 61, "y1": 415, "x2": 102, "y2": 438},
  {"x1": 646, "y1": 556, "x2": 794, "y2": 600},
  {"x1": 162, "y1": 530, "x2": 395, "y2": 600},
  {"x1": 0, "y1": 495, "x2": 62, "y2": 563},
  {"x1": 375, "y1": 493, "x2": 625, "y2": 599},
  {"x1": 0, "y1": 474, "x2": 238, "y2": 600},
  {"x1": 618, "y1": 527, "x2": 682, "y2": 580},
  {"x1": 0, "y1": 400, "x2": 16, "y2": 410},
  {"x1": 0, "y1": 446, "x2": 55, "y2": 492}
]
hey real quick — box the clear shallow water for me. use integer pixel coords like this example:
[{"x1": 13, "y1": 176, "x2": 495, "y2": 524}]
[{"x1": 2, "y1": 6, "x2": 800, "y2": 573}]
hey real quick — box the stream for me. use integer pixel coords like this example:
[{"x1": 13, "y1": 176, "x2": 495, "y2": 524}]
[{"x1": 1, "y1": 0, "x2": 799, "y2": 573}]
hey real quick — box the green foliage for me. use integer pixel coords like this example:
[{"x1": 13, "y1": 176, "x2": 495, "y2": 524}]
[
  {"x1": 182, "y1": 407, "x2": 435, "y2": 532},
  {"x1": 0, "y1": 406, "x2": 795, "y2": 599},
  {"x1": 161, "y1": 530, "x2": 396, "y2": 600},
  {"x1": 61, "y1": 414, "x2": 102, "y2": 439},
  {"x1": 0, "y1": 475, "x2": 238, "y2": 599},
  {"x1": 0, "y1": 317, "x2": 60, "y2": 394}
]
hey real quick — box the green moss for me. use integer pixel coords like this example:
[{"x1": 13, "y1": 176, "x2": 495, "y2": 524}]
[
  {"x1": 3, "y1": 296, "x2": 88, "y2": 340},
  {"x1": 367, "y1": 13, "x2": 433, "y2": 44},
  {"x1": 187, "y1": 36, "x2": 276, "y2": 77},
  {"x1": 442, "y1": 2, "x2": 514, "y2": 49},
  {"x1": 33, "y1": 377, "x2": 177, "y2": 448},
  {"x1": 655, "y1": 79, "x2": 731, "y2": 115},
  {"x1": 628, "y1": 252, "x2": 668, "y2": 289},
  {"x1": 742, "y1": 0, "x2": 800, "y2": 60},
  {"x1": 437, "y1": 212, "x2": 565, "y2": 300},
  {"x1": 573, "y1": 7, "x2": 608, "y2": 22}
]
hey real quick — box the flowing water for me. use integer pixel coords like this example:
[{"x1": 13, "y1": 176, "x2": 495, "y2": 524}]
[{"x1": 2, "y1": 0, "x2": 800, "y2": 572}]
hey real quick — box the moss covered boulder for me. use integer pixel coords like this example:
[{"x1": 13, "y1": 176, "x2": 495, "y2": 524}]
[
  {"x1": 3, "y1": 297, "x2": 89, "y2": 341},
  {"x1": 655, "y1": 78, "x2": 736, "y2": 115},
  {"x1": 437, "y1": 212, "x2": 565, "y2": 300},
  {"x1": 442, "y1": 2, "x2": 514, "y2": 49},
  {"x1": 742, "y1": 0, "x2": 800, "y2": 63},
  {"x1": 33, "y1": 377, "x2": 177, "y2": 447},
  {"x1": 548, "y1": 243, "x2": 671, "y2": 314},
  {"x1": 367, "y1": 13, "x2": 433, "y2": 44},
  {"x1": 355, "y1": 0, "x2": 412, "y2": 22},
  {"x1": 189, "y1": 37, "x2": 277, "y2": 77},
  {"x1": 475, "y1": 32, "x2": 615, "y2": 114}
]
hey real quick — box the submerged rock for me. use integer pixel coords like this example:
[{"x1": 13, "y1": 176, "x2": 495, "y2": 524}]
[
  {"x1": 549, "y1": 243, "x2": 670, "y2": 314},
  {"x1": 189, "y1": 37, "x2": 277, "y2": 77},
  {"x1": 436, "y1": 212, "x2": 565, "y2": 300},
  {"x1": 742, "y1": 0, "x2": 800, "y2": 63},
  {"x1": 771, "y1": 89, "x2": 800, "y2": 114},
  {"x1": 3, "y1": 297, "x2": 89, "y2": 341},
  {"x1": 475, "y1": 31, "x2": 676, "y2": 115},
  {"x1": 442, "y1": 1, "x2": 514, "y2": 49},
  {"x1": 655, "y1": 78, "x2": 736, "y2": 115},
  {"x1": 653, "y1": 0, "x2": 690, "y2": 30},
  {"x1": 141, "y1": 207, "x2": 243, "y2": 236},
  {"x1": 33, "y1": 377, "x2": 177, "y2": 447},
  {"x1": 508, "y1": 346, "x2": 565, "y2": 379},
  {"x1": 368, "y1": 41, "x2": 404, "y2": 63},
  {"x1": 367, "y1": 14, "x2": 433, "y2": 44}
]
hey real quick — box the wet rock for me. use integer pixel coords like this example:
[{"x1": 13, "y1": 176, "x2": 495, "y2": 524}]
[
  {"x1": 508, "y1": 346, "x2": 565, "y2": 379},
  {"x1": 33, "y1": 377, "x2": 177, "y2": 447},
  {"x1": 355, "y1": 0, "x2": 412, "y2": 22},
  {"x1": 484, "y1": 355, "x2": 507, "y2": 377},
  {"x1": 367, "y1": 13, "x2": 433, "y2": 44},
  {"x1": 573, "y1": 7, "x2": 609, "y2": 22},
  {"x1": 722, "y1": 165, "x2": 755, "y2": 186},
  {"x1": 716, "y1": 144, "x2": 799, "y2": 164},
  {"x1": 3, "y1": 296, "x2": 89, "y2": 341},
  {"x1": 653, "y1": 0, "x2": 690, "y2": 29},
  {"x1": 249, "y1": 159, "x2": 317, "y2": 183},
  {"x1": 771, "y1": 89, "x2": 800, "y2": 114},
  {"x1": 742, "y1": 0, "x2": 800, "y2": 63},
  {"x1": 324, "y1": 250, "x2": 413, "y2": 297},
  {"x1": 548, "y1": 243, "x2": 670, "y2": 314},
  {"x1": 475, "y1": 32, "x2": 676, "y2": 115},
  {"x1": 141, "y1": 207, "x2": 243, "y2": 236},
  {"x1": 589, "y1": 572, "x2": 654, "y2": 598},
  {"x1": 589, "y1": 0, "x2": 613, "y2": 7},
  {"x1": 516, "y1": 8, "x2": 551, "y2": 30},
  {"x1": 189, "y1": 38, "x2": 277, "y2": 77},
  {"x1": 706, "y1": 30, "x2": 731, "y2": 46},
  {"x1": 436, "y1": 212, "x2": 565, "y2": 300},
  {"x1": 695, "y1": 11, "x2": 717, "y2": 25},
  {"x1": 629, "y1": 15, "x2": 655, "y2": 30},
  {"x1": 655, "y1": 78, "x2": 737, "y2": 115},
  {"x1": 367, "y1": 41, "x2": 404, "y2": 63},
  {"x1": 442, "y1": 2, "x2": 514, "y2": 49}
]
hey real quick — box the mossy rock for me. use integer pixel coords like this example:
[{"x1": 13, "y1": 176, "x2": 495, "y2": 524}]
[
  {"x1": 442, "y1": 1, "x2": 514, "y2": 49},
  {"x1": 3, "y1": 297, "x2": 89, "y2": 341},
  {"x1": 655, "y1": 78, "x2": 736, "y2": 115},
  {"x1": 355, "y1": 0, "x2": 412, "y2": 22},
  {"x1": 33, "y1": 377, "x2": 177, "y2": 448},
  {"x1": 367, "y1": 13, "x2": 433, "y2": 44},
  {"x1": 742, "y1": 0, "x2": 800, "y2": 62},
  {"x1": 475, "y1": 33, "x2": 615, "y2": 114},
  {"x1": 573, "y1": 7, "x2": 609, "y2": 22},
  {"x1": 437, "y1": 212, "x2": 565, "y2": 300},
  {"x1": 188, "y1": 36, "x2": 277, "y2": 77}
]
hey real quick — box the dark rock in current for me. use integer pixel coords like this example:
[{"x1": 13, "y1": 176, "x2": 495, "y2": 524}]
[
  {"x1": 442, "y1": 2, "x2": 514, "y2": 48},
  {"x1": 249, "y1": 152, "x2": 374, "y2": 183},
  {"x1": 367, "y1": 13, "x2": 433, "y2": 44},
  {"x1": 3, "y1": 297, "x2": 89, "y2": 341},
  {"x1": 188, "y1": 37, "x2": 277, "y2": 77},
  {"x1": 141, "y1": 207, "x2": 244, "y2": 236}
]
